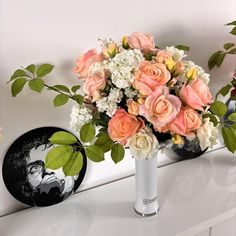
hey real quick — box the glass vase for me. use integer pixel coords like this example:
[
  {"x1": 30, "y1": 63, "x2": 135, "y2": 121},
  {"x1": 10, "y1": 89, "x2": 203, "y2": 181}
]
[{"x1": 134, "y1": 153, "x2": 159, "y2": 216}]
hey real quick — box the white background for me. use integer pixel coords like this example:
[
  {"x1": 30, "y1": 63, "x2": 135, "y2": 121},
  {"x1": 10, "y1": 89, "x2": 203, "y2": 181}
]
[{"x1": 0, "y1": 0, "x2": 235, "y2": 216}]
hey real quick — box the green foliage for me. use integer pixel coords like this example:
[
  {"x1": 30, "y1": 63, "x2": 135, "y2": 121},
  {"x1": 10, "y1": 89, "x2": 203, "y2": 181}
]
[
  {"x1": 53, "y1": 94, "x2": 69, "y2": 107},
  {"x1": 11, "y1": 78, "x2": 27, "y2": 97},
  {"x1": 72, "y1": 94, "x2": 83, "y2": 105},
  {"x1": 63, "y1": 152, "x2": 83, "y2": 176},
  {"x1": 95, "y1": 133, "x2": 114, "y2": 153},
  {"x1": 222, "y1": 127, "x2": 236, "y2": 153},
  {"x1": 226, "y1": 20, "x2": 236, "y2": 26},
  {"x1": 229, "y1": 48, "x2": 236, "y2": 54},
  {"x1": 71, "y1": 85, "x2": 81, "y2": 93},
  {"x1": 49, "y1": 85, "x2": 70, "y2": 93},
  {"x1": 223, "y1": 43, "x2": 235, "y2": 50},
  {"x1": 29, "y1": 79, "x2": 44, "y2": 93},
  {"x1": 228, "y1": 113, "x2": 236, "y2": 122},
  {"x1": 217, "y1": 84, "x2": 232, "y2": 97},
  {"x1": 210, "y1": 101, "x2": 227, "y2": 117},
  {"x1": 216, "y1": 53, "x2": 225, "y2": 67},
  {"x1": 45, "y1": 145, "x2": 73, "y2": 169},
  {"x1": 230, "y1": 27, "x2": 236, "y2": 35},
  {"x1": 26, "y1": 64, "x2": 36, "y2": 73},
  {"x1": 175, "y1": 45, "x2": 190, "y2": 51},
  {"x1": 202, "y1": 113, "x2": 219, "y2": 126},
  {"x1": 10, "y1": 69, "x2": 27, "y2": 81},
  {"x1": 111, "y1": 143, "x2": 125, "y2": 164},
  {"x1": 36, "y1": 64, "x2": 54, "y2": 78},
  {"x1": 80, "y1": 122, "x2": 95, "y2": 143},
  {"x1": 49, "y1": 131, "x2": 78, "y2": 145},
  {"x1": 208, "y1": 50, "x2": 222, "y2": 70},
  {"x1": 85, "y1": 145, "x2": 104, "y2": 162}
]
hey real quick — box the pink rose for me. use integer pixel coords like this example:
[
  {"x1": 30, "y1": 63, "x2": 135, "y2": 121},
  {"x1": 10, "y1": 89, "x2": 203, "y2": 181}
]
[
  {"x1": 155, "y1": 50, "x2": 171, "y2": 63},
  {"x1": 83, "y1": 73, "x2": 107, "y2": 101},
  {"x1": 108, "y1": 109, "x2": 144, "y2": 145},
  {"x1": 127, "y1": 32, "x2": 156, "y2": 53},
  {"x1": 140, "y1": 86, "x2": 181, "y2": 130},
  {"x1": 179, "y1": 78, "x2": 212, "y2": 111},
  {"x1": 74, "y1": 49, "x2": 104, "y2": 78},
  {"x1": 134, "y1": 61, "x2": 171, "y2": 96},
  {"x1": 127, "y1": 99, "x2": 139, "y2": 116},
  {"x1": 169, "y1": 108, "x2": 202, "y2": 138}
]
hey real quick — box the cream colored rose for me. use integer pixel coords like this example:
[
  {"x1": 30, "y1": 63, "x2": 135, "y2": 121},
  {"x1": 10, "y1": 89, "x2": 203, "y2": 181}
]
[
  {"x1": 197, "y1": 118, "x2": 218, "y2": 150},
  {"x1": 128, "y1": 127, "x2": 159, "y2": 159}
]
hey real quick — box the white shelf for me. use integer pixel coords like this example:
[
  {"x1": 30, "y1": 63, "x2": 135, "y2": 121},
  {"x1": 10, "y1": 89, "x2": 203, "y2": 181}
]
[{"x1": 0, "y1": 148, "x2": 235, "y2": 236}]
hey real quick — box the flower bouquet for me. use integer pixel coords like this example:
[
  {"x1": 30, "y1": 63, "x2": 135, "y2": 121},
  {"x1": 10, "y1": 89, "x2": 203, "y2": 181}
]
[{"x1": 8, "y1": 32, "x2": 235, "y2": 215}]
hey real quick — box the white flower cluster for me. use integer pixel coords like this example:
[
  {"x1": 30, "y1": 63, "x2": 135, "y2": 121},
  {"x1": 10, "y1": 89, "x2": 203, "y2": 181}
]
[
  {"x1": 184, "y1": 60, "x2": 210, "y2": 84},
  {"x1": 89, "y1": 61, "x2": 108, "y2": 76},
  {"x1": 197, "y1": 118, "x2": 218, "y2": 150},
  {"x1": 69, "y1": 104, "x2": 93, "y2": 133},
  {"x1": 124, "y1": 87, "x2": 138, "y2": 98},
  {"x1": 108, "y1": 49, "x2": 144, "y2": 89},
  {"x1": 165, "y1": 46, "x2": 186, "y2": 61},
  {"x1": 96, "y1": 88, "x2": 123, "y2": 117}
]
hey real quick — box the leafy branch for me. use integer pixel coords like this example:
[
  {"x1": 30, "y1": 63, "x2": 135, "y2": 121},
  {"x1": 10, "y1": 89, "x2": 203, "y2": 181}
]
[{"x1": 8, "y1": 63, "x2": 83, "y2": 107}]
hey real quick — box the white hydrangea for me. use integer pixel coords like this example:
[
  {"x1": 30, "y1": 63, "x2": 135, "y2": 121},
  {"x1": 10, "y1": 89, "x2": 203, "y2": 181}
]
[
  {"x1": 96, "y1": 88, "x2": 123, "y2": 117},
  {"x1": 69, "y1": 104, "x2": 93, "y2": 133},
  {"x1": 197, "y1": 118, "x2": 218, "y2": 150},
  {"x1": 89, "y1": 61, "x2": 108, "y2": 76},
  {"x1": 124, "y1": 87, "x2": 138, "y2": 98},
  {"x1": 184, "y1": 60, "x2": 210, "y2": 84},
  {"x1": 165, "y1": 46, "x2": 186, "y2": 61},
  {"x1": 96, "y1": 97, "x2": 118, "y2": 117},
  {"x1": 108, "y1": 88, "x2": 123, "y2": 102},
  {"x1": 108, "y1": 49, "x2": 144, "y2": 89}
]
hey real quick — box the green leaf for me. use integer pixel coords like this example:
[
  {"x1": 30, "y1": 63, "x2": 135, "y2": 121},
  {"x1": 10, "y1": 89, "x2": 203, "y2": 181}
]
[
  {"x1": 45, "y1": 145, "x2": 73, "y2": 169},
  {"x1": 231, "y1": 123, "x2": 236, "y2": 129},
  {"x1": 26, "y1": 64, "x2": 36, "y2": 73},
  {"x1": 10, "y1": 69, "x2": 27, "y2": 81},
  {"x1": 216, "y1": 53, "x2": 226, "y2": 67},
  {"x1": 28, "y1": 79, "x2": 44, "y2": 93},
  {"x1": 222, "y1": 127, "x2": 236, "y2": 153},
  {"x1": 202, "y1": 113, "x2": 219, "y2": 126},
  {"x1": 11, "y1": 78, "x2": 27, "y2": 97},
  {"x1": 230, "y1": 27, "x2": 236, "y2": 35},
  {"x1": 111, "y1": 143, "x2": 125, "y2": 164},
  {"x1": 208, "y1": 50, "x2": 222, "y2": 70},
  {"x1": 210, "y1": 101, "x2": 228, "y2": 117},
  {"x1": 53, "y1": 94, "x2": 69, "y2": 107},
  {"x1": 175, "y1": 45, "x2": 190, "y2": 51},
  {"x1": 49, "y1": 131, "x2": 78, "y2": 145},
  {"x1": 228, "y1": 113, "x2": 236, "y2": 122},
  {"x1": 218, "y1": 84, "x2": 232, "y2": 97},
  {"x1": 224, "y1": 43, "x2": 235, "y2": 50},
  {"x1": 85, "y1": 145, "x2": 104, "y2": 162},
  {"x1": 226, "y1": 20, "x2": 236, "y2": 26},
  {"x1": 228, "y1": 48, "x2": 236, "y2": 54},
  {"x1": 80, "y1": 122, "x2": 95, "y2": 143},
  {"x1": 95, "y1": 133, "x2": 114, "y2": 153},
  {"x1": 49, "y1": 85, "x2": 70, "y2": 93},
  {"x1": 231, "y1": 96, "x2": 236, "y2": 101},
  {"x1": 71, "y1": 85, "x2": 81, "y2": 93},
  {"x1": 36, "y1": 64, "x2": 54, "y2": 78},
  {"x1": 72, "y1": 94, "x2": 83, "y2": 105},
  {"x1": 63, "y1": 152, "x2": 83, "y2": 176}
]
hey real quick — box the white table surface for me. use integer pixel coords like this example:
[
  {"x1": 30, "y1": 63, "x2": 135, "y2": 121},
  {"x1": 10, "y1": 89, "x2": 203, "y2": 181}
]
[{"x1": 0, "y1": 148, "x2": 236, "y2": 236}]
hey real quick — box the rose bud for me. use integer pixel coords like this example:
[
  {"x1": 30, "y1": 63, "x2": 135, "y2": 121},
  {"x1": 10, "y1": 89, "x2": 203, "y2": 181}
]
[{"x1": 186, "y1": 67, "x2": 197, "y2": 80}]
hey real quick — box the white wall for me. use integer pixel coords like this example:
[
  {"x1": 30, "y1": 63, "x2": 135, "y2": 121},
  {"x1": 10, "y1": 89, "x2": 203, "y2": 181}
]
[{"x1": 0, "y1": 0, "x2": 235, "y2": 217}]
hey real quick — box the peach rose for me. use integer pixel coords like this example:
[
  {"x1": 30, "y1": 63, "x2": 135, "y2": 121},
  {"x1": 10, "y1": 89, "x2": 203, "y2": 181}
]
[
  {"x1": 134, "y1": 61, "x2": 171, "y2": 96},
  {"x1": 108, "y1": 109, "x2": 144, "y2": 145},
  {"x1": 156, "y1": 50, "x2": 171, "y2": 63},
  {"x1": 169, "y1": 108, "x2": 202, "y2": 138},
  {"x1": 139, "y1": 86, "x2": 181, "y2": 130},
  {"x1": 127, "y1": 32, "x2": 156, "y2": 53},
  {"x1": 74, "y1": 49, "x2": 104, "y2": 78},
  {"x1": 127, "y1": 99, "x2": 139, "y2": 116},
  {"x1": 179, "y1": 78, "x2": 212, "y2": 111},
  {"x1": 83, "y1": 74, "x2": 106, "y2": 101}
]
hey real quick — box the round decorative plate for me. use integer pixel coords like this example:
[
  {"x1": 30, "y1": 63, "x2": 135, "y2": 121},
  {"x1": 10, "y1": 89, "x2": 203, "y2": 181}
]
[{"x1": 2, "y1": 127, "x2": 87, "y2": 207}]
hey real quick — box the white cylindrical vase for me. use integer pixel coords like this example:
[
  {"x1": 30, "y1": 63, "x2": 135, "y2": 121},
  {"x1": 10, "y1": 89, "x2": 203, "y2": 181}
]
[{"x1": 134, "y1": 153, "x2": 159, "y2": 216}]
